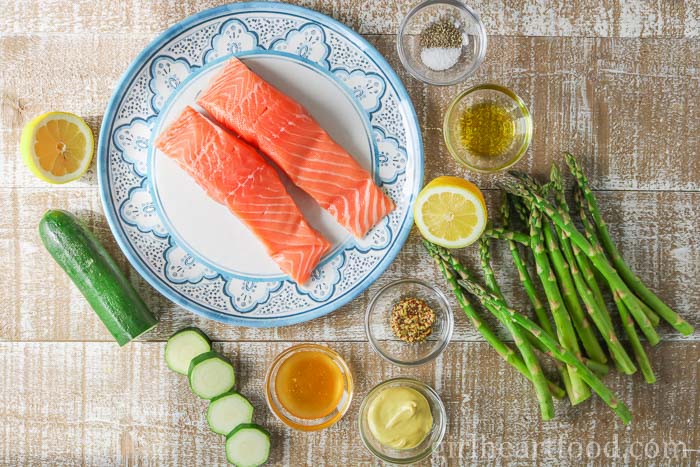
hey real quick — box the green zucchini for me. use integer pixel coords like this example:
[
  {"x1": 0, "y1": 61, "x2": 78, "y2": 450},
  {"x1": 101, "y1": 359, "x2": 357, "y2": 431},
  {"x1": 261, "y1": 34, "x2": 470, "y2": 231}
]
[
  {"x1": 225, "y1": 423, "x2": 270, "y2": 467},
  {"x1": 165, "y1": 327, "x2": 212, "y2": 375},
  {"x1": 207, "y1": 391, "x2": 254, "y2": 436},
  {"x1": 188, "y1": 351, "x2": 236, "y2": 399},
  {"x1": 38, "y1": 209, "x2": 158, "y2": 346}
]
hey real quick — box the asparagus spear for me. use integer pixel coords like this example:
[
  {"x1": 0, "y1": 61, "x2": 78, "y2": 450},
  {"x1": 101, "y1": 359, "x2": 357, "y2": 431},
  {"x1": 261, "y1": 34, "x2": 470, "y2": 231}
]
[
  {"x1": 529, "y1": 207, "x2": 591, "y2": 404},
  {"x1": 429, "y1": 242, "x2": 599, "y2": 382},
  {"x1": 479, "y1": 233, "x2": 545, "y2": 353},
  {"x1": 511, "y1": 171, "x2": 661, "y2": 348},
  {"x1": 573, "y1": 188, "x2": 661, "y2": 328},
  {"x1": 482, "y1": 227, "x2": 530, "y2": 246},
  {"x1": 480, "y1": 230, "x2": 582, "y2": 373},
  {"x1": 549, "y1": 165, "x2": 636, "y2": 373},
  {"x1": 564, "y1": 153, "x2": 693, "y2": 336},
  {"x1": 479, "y1": 203, "x2": 609, "y2": 377},
  {"x1": 475, "y1": 236, "x2": 555, "y2": 420},
  {"x1": 501, "y1": 175, "x2": 661, "y2": 345},
  {"x1": 569, "y1": 219, "x2": 628, "y2": 373},
  {"x1": 575, "y1": 188, "x2": 661, "y2": 328},
  {"x1": 573, "y1": 241, "x2": 611, "y2": 321},
  {"x1": 507, "y1": 175, "x2": 606, "y2": 367},
  {"x1": 612, "y1": 292, "x2": 657, "y2": 384},
  {"x1": 560, "y1": 235, "x2": 636, "y2": 373},
  {"x1": 636, "y1": 296, "x2": 662, "y2": 327},
  {"x1": 499, "y1": 197, "x2": 575, "y2": 390},
  {"x1": 457, "y1": 276, "x2": 633, "y2": 425},
  {"x1": 511, "y1": 195, "x2": 531, "y2": 226},
  {"x1": 479, "y1": 234, "x2": 504, "y2": 299},
  {"x1": 572, "y1": 190, "x2": 660, "y2": 327},
  {"x1": 500, "y1": 195, "x2": 555, "y2": 336},
  {"x1": 550, "y1": 165, "x2": 615, "y2": 328},
  {"x1": 424, "y1": 241, "x2": 565, "y2": 400},
  {"x1": 574, "y1": 189, "x2": 656, "y2": 382},
  {"x1": 542, "y1": 221, "x2": 608, "y2": 364}
]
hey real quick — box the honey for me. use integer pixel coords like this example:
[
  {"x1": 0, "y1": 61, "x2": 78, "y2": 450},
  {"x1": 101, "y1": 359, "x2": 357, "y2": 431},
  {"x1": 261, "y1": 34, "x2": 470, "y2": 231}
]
[{"x1": 274, "y1": 349, "x2": 345, "y2": 420}]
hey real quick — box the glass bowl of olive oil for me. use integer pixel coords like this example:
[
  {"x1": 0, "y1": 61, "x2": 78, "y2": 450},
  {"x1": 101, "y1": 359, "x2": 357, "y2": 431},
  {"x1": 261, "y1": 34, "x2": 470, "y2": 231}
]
[{"x1": 443, "y1": 84, "x2": 532, "y2": 173}]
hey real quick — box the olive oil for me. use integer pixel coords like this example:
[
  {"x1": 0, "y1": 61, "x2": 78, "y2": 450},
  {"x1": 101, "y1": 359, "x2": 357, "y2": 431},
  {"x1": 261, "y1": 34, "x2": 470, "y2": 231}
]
[{"x1": 458, "y1": 101, "x2": 515, "y2": 158}]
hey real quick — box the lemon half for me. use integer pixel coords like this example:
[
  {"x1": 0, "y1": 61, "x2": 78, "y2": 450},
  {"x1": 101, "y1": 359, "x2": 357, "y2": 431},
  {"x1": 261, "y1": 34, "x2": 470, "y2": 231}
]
[
  {"x1": 20, "y1": 112, "x2": 94, "y2": 184},
  {"x1": 414, "y1": 176, "x2": 488, "y2": 248}
]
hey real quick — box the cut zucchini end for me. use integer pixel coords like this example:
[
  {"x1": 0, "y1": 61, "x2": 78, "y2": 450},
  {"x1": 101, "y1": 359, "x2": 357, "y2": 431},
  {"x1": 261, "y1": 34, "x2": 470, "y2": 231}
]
[
  {"x1": 164, "y1": 327, "x2": 212, "y2": 374},
  {"x1": 118, "y1": 320, "x2": 159, "y2": 347},
  {"x1": 188, "y1": 351, "x2": 236, "y2": 399},
  {"x1": 207, "y1": 391, "x2": 254, "y2": 436},
  {"x1": 226, "y1": 423, "x2": 271, "y2": 467}
]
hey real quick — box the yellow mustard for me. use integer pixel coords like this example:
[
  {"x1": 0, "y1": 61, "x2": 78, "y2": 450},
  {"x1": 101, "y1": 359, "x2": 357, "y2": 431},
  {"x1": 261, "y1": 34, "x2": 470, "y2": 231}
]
[{"x1": 367, "y1": 386, "x2": 433, "y2": 449}]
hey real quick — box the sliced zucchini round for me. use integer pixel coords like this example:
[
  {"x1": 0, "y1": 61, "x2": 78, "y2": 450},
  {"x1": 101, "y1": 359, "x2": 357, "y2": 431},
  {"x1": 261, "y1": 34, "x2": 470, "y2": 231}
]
[
  {"x1": 164, "y1": 327, "x2": 212, "y2": 375},
  {"x1": 207, "y1": 391, "x2": 254, "y2": 436},
  {"x1": 225, "y1": 423, "x2": 270, "y2": 467},
  {"x1": 188, "y1": 351, "x2": 235, "y2": 399}
]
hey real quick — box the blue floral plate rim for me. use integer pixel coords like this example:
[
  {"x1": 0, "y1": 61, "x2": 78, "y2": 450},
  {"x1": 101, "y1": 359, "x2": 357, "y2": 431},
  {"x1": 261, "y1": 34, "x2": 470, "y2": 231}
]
[{"x1": 97, "y1": 1, "x2": 424, "y2": 327}]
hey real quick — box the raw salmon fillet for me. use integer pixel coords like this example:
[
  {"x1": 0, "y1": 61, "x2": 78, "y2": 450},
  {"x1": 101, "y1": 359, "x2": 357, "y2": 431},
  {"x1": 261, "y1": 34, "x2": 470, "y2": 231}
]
[
  {"x1": 155, "y1": 106, "x2": 330, "y2": 284},
  {"x1": 197, "y1": 57, "x2": 395, "y2": 239}
]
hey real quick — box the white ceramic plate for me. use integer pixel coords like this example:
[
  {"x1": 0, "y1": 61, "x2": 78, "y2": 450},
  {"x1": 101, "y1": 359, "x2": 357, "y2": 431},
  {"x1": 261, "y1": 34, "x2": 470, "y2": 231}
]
[{"x1": 98, "y1": 2, "x2": 423, "y2": 327}]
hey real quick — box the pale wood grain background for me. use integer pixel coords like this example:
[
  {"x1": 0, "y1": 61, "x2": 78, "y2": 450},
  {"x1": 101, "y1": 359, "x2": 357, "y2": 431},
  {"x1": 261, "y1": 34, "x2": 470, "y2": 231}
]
[{"x1": 1, "y1": 1, "x2": 699, "y2": 465}]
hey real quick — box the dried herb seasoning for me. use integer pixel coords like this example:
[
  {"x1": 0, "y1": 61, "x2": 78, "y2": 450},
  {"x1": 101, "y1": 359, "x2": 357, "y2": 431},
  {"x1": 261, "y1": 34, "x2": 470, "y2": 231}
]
[
  {"x1": 390, "y1": 297, "x2": 437, "y2": 343},
  {"x1": 419, "y1": 20, "x2": 462, "y2": 49}
]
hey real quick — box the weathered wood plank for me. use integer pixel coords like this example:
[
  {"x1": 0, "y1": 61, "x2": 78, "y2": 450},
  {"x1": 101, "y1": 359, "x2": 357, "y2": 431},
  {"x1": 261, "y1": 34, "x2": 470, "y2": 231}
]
[
  {"x1": 2, "y1": 35, "x2": 699, "y2": 190},
  {"x1": 2, "y1": 1, "x2": 700, "y2": 465},
  {"x1": 1, "y1": 0, "x2": 698, "y2": 38},
  {"x1": 0, "y1": 341, "x2": 697, "y2": 466},
  {"x1": 2, "y1": 189, "x2": 697, "y2": 343}
]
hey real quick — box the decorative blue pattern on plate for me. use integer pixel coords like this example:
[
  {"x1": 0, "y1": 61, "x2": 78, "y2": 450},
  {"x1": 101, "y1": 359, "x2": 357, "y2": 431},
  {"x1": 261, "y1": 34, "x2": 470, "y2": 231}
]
[
  {"x1": 334, "y1": 68, "x2": 386, "y2": 114},
  {"x1": 271, "y1": 23, "x2": 331, "y2": 69},
  {"x1": 98, "y1": 2, "x2": 423, "y2": 327}
]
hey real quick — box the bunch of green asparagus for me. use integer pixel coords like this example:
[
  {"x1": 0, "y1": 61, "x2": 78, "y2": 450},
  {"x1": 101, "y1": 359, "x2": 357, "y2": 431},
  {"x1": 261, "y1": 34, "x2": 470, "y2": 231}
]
[{"x1": 424, "y1": 154, "x2": 694, "y2": 424}]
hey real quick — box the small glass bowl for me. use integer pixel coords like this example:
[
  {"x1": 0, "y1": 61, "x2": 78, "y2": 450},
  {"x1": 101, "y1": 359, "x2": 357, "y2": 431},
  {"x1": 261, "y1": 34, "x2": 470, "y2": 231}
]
[
  {"x1": 397, "y1": 0, "x2": 487, "y2": 85},
  {"x1": 264, "y1": 343, "x2": 353, "y2": 431},
  {"x1": 444, "y1": 83, "x2": 533, "y2": 173},
  {"x1": 359, "y1": 378, "x2": 447, "y2": 464},
  {"x1": 365, "y1": 279, "x2": 453, "y2": 366}
]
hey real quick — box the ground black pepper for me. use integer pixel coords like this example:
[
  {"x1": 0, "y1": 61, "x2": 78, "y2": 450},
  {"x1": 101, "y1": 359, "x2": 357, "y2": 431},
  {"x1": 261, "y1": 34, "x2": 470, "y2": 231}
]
[{"x1": 390, "y1": 297, "x2": 437, "y2": 343}]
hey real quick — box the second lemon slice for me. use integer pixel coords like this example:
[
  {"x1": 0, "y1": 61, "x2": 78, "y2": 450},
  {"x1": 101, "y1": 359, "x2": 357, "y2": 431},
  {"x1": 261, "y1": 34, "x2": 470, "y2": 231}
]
[{"x1": 414, "y1": 176, "x2": 487, "y2": 248}]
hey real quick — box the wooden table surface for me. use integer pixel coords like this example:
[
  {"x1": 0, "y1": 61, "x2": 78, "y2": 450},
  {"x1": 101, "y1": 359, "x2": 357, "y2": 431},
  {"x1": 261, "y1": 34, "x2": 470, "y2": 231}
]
[{"x1": 2, "y1": 1, "x2": 699, "y2": 465}]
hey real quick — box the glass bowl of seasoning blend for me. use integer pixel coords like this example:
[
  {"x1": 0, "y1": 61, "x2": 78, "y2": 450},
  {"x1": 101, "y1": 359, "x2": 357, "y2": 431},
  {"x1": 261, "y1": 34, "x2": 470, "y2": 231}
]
[
  {"x1": 359, "y1": 378, "x2": 447, "y2": 464},
  {"x1": 265, "y1": 344, "x2": 353, "y2": 431},
  {"x1": 444, "y1": 83, "x2": 533, "y2": 173},
  {"x1": 397, "y1": 0, "x2": 487, "y2": 85},
  {"x1": 365, "y1": 279, "x2": 453, "y2": 366}
]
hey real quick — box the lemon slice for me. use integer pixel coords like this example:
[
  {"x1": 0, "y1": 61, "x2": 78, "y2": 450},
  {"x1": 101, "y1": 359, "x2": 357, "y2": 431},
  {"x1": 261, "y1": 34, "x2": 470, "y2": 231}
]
[
  {"x1": 20, "y1": 112, "x2": 94, "y2": 184},
  {"x1": 414, "y1": 176, "x2": 488, "y2": 248}
]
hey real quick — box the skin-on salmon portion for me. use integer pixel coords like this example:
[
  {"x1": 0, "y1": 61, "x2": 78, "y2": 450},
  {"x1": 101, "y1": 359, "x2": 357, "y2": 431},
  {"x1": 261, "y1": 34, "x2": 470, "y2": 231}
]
[
  {"x1": 155, "y1": 106, "x2": 331, "y2": 284},
  {"x1": 197, "y1": 57, "x2": 395, "y2": 239}
]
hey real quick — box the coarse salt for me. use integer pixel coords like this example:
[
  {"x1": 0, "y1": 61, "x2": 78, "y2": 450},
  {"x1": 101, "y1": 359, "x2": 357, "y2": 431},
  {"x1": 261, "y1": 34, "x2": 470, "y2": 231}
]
[{"x1": 421, "y1": 47, "x2": 461, "y2": 71}]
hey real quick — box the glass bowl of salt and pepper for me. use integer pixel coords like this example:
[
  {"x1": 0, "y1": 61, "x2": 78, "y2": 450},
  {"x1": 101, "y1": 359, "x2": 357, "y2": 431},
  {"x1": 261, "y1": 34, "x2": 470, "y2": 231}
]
[{"x1": 397, "y1": 0, "x2": 487, "y2": 85}]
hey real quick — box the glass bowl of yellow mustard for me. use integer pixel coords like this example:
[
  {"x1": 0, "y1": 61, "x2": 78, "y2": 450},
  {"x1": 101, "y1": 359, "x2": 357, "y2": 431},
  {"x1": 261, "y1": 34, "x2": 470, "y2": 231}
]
[
  {"x1": 444, "y1": 83, "x2": 533, "y2": 173},
  {"x1": 359, "y1": 378, "x2": 447, "y2": 464}
]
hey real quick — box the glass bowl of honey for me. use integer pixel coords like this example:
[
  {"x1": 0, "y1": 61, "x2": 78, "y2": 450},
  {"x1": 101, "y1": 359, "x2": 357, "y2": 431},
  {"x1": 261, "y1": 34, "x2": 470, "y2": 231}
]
[
  {"x1": 265, "y1": 343, "x2": 353, "y2": 431},
  {"x1": 444, "y1": 84, "x2": 533, "y2": 173}
]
